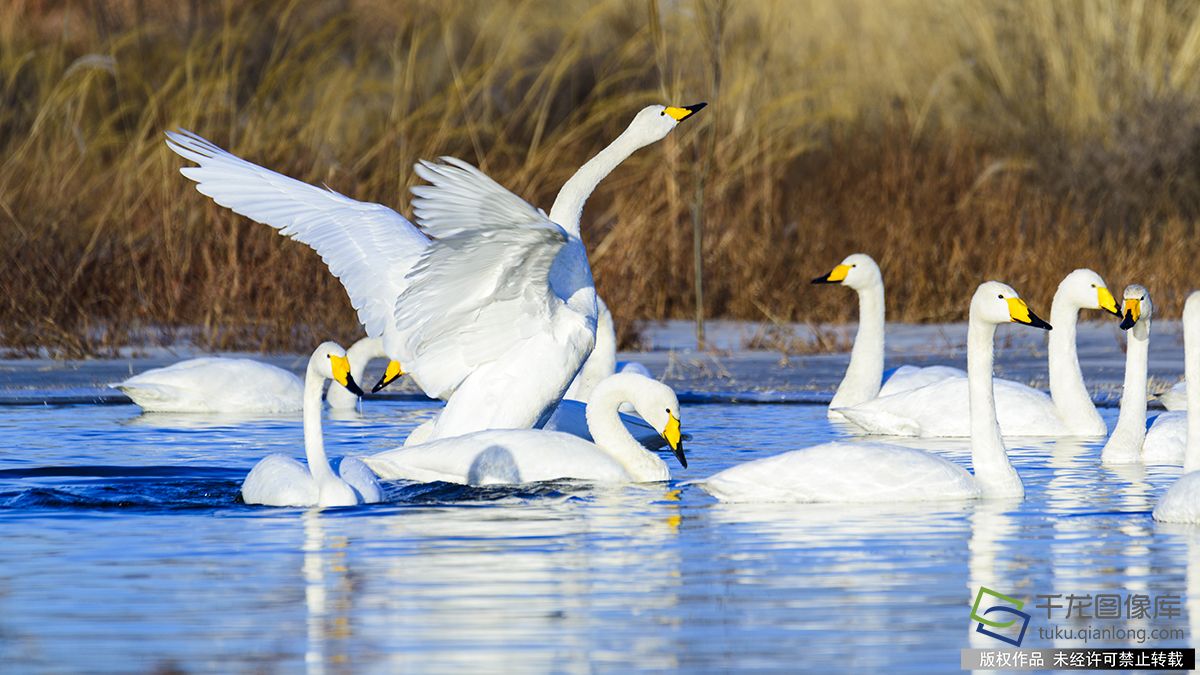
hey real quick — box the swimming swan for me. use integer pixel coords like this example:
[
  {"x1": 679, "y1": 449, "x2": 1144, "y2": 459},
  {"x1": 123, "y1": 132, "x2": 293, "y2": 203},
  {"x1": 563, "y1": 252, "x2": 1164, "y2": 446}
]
[
  {"x1": 167, "y1": 103, "x2": 704, "y2": 441},
  {"x1": 241, "y1": 342, "x2": 382, "y2": 507},
  {"x1": 693, "y1": 282, "x2": 1050, "y2": 503},
  {"x1": 364, "y1": 373, "x2": 686, "y2": 485},
  {"x1": 113, "y1": 336, "x2": 397, "y2": 413},
  {"x1": 1152, "y1": 291, "x2": 1200, "y2": 523},
  {"x1": 835, "y1": 269, "x2": 1120, "y2": 437},
  {"x1": 1099, "y1": 286, "x2": 1186, "y2": 464},
  {"x1": 811, "y1": 253, "x2": 965, "y2": 420}
]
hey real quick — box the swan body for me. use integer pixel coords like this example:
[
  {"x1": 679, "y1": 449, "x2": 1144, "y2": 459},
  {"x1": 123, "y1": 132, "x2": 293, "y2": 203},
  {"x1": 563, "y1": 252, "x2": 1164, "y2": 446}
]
[
  {"x1": 835, "y1": 268, "x2": 1119, "y2": 437},
  {"x1": 1154, "y1": 291, "x2": 1200, "y2": 523},
  {"x1": 168, "y1": 104, "x2": 703, "y2": 441},
  {"x1": 1144, "y1": 413, "x2": 1187, "y2": 464},
  {"x1": 812, "y1": 254, "x2": 963, "y2": 419},
  {"x1": 113, "y1": 336, "x2": 390, "y2": 413},
  {"x1": 366, "y1": 373, "x2": 686, "y2": 485},
  {"x1": 1160, "y1": 381, "x2": 1188, "y2": 411},
  {"x1": 695, "y1": 282, "x2": 1049, "y2": 503},
  {"x1": 241, "y1": 342, "x2": 382, "y2": 507}
]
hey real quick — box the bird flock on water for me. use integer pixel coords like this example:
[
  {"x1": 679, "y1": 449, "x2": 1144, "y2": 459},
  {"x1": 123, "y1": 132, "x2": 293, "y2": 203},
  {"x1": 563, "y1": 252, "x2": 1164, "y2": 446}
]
[{"x1": 105, "y1": 101, "x2": 1200, "y2": 525}]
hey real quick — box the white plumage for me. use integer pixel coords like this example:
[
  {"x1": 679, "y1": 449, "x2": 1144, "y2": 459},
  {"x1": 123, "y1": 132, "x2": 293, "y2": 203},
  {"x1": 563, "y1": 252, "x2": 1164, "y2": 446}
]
[
  {"x1": 1154, "y1": 291, "x2": 1200, "y2": 524},
  {"x1": 693, "y1": 282, "x2": 1049, "y2": 503},
  {"x1": 241, "y1": 342, "x2": 381, "y2": 508}
]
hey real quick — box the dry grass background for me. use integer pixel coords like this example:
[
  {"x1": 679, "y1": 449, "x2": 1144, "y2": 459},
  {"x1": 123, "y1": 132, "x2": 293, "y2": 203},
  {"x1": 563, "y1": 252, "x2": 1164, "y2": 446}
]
[{"x1": 3, "y1": 0, "x2": 1200, "y2": 356}]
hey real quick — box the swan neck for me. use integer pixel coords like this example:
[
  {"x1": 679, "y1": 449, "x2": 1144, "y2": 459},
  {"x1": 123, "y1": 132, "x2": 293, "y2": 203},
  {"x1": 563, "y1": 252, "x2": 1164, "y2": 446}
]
[
  {"x1": 585, "y1": 378, "x2": 669, "y2": 481},
  {"x1": 1186, "y1": 313, "x2": 1200, "y2": 473},
  {"x1": 967, "y1": 314, "x2": 1023, "y2": 498},
  {"x1": 549, "y1": 129, "x2": 644, "y2": 238},
  {"x1": 303, "y1": 370, "x2": 336, "y2": 483},
  {"x1": 1048, "y1": 291, "x2": 1103, "y2": 433},
  {"x1": 832, "y1": 281, "x2": 885, "y2": 409},
  {"x1": 1103, "y1": 323, "x2": 1149, "y2": 462}
]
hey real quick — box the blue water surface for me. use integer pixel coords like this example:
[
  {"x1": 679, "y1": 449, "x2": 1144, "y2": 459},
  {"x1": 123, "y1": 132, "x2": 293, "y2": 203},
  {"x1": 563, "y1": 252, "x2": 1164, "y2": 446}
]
[{"x1": 0, "y1": 400, "x2": 1195, "y2": 673}]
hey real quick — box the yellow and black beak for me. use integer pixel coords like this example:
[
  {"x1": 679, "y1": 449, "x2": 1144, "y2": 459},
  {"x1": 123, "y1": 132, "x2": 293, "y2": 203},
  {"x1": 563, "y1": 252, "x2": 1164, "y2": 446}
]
[
  {"x1": 812, "y1": 264, "x2": 851, "y2": 285},
  {"x1": 330, "y1": 354, "x2": 365, "y2": 397},
  {"x1": 371, "y1": 360, "x2": 405, "y2": 394},
  {"x1": 1098, "y1": 286, "x2": 1121, "y2": 318},
  {"x1": 663, "y1": 102, "x2": 707, "y2": 122},
  {"x1": 1119, "y1": 298, "x2": 1141, "y2": 331},
  {"x1": 1006, "y1": 298, "x2": 1052, "y2": 330},
  {"x1": 663, "y1": 413, "x2": 686, "y2": 468}
]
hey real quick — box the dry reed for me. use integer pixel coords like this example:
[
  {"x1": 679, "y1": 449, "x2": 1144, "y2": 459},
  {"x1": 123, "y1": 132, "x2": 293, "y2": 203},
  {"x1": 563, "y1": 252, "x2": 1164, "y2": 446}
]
[{"x1": 2, "y1": 0, "x2": 1200, "y2": 356}]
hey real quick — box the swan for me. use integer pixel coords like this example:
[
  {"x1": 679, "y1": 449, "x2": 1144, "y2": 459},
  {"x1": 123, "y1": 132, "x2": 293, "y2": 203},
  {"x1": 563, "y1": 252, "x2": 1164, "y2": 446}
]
[
  {"x1": 1160, "y1": 381, "x2": 1188, "y2": 411},
  {"x1": 811, "y1": 253, "x2": 965, "y2": 419},
  {"x1": 1098, "y1": 286, "x2": 1187, "y2": 463},
  {"x1": 241, "y1": 341, "x2": 382, "y2": 507},
  {"x1": 364, "y1": 373, "x2": 686, "y2": 485},
  {"x1": 112, "y1": 336, "x2": 398, "y2": 413},
  {"x1": 166, "y1": 102, "x2": 705, "y2": 440},
  {"x1": 835, "y1": 268, "x2": 1120, "y2": 437},
  {"x1": 1152, "y1": 291, "x2": 1200, "y2": 523},
  {"x1": 692, "y1": 282, "x2": 1049, "y2": 503}
]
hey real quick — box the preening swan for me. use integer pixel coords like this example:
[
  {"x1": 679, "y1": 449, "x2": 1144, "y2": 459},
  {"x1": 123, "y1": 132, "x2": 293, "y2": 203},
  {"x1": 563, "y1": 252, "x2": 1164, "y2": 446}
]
[
  {"x1": 241, "y1": 342, "x2": 382, "y2": 507},
  {"x1": 167, "y1": 103, "x2": 704, "y2": 441},
  {"x1": 835, "y1": 269, "x2": 1120, "y2": 437},
  {"x1": 1100, "y1": 286, "x2": 1180, "y2": 463},
  {"x1": 811, "y1": 253, "x2": 964, "y2": 420},
  {"x1": 1160, "y1": 381, "x2": 1188, "y2": 411},
  {"x1": 1153, "y1": 291, "x2": 1200, "y2": 523},
  {"x1": 693, "y1": 282, "x2": 1049, "y2": 503},
  {"x1": 365, "y1": 373, "x2": 686, "y2": 485},
  {"x1": 113, "y1": 336, "x2": 394, "y2": 413}
]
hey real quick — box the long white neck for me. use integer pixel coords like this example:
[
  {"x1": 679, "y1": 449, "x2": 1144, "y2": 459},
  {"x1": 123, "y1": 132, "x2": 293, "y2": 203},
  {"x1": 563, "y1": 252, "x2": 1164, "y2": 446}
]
[
  {"x1": 1102, "y1": 321, "x2": 1150, "y2": 463},
  {"x1": 549, "y1": 128, "x2": 648, "y2": 238},
  {"x1": 1048, "y1": 288, "x2": 1104, "y2": 434},
  {"x1": 325, "y1": 337, "x2": 384, "y2": 409},
  {"x1": 565, "y1": 297, "x2": 617, "y2": 402},
  {"x1": 584, "y1": 377, "x2": 670, "y2": 482},
  {"x1": 967, "y1": 312, "x2": 1023, "y2": 498},
  {"x1": 1185, "y1": 303, "x2": 1200, "y2": 473},
  {"x1": 303, "y1": 367, "x2": 337, "y2": 484},
  {"x1": 831, "y1": 280, "x2": 885, "y2": 409}
]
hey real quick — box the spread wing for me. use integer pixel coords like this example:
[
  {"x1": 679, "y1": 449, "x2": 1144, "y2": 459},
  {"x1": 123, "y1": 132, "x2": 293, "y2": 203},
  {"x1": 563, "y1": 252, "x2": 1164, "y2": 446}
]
[
  {"x1": 394, "y1": 158, "x2": 573, "y2": 398},
  {"x1": 165, "y1": 129, "x2": 429, "y2": 337}
]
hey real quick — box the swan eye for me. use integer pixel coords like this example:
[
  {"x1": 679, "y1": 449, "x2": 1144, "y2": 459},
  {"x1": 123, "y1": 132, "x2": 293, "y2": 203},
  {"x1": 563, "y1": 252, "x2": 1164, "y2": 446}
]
[
  {"x1": 998, "y1": 294, "x2": 1004, "y2": 299},
  {"x1": 1091, "y1": 283, "x2": 1096, "y2": 288}
]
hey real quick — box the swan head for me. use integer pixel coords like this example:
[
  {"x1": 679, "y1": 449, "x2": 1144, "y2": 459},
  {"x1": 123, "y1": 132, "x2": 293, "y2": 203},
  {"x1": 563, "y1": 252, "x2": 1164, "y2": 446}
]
[
  {"x1": 311, "y1": 342, "x2": 365, "y2": 397},
  {"x1": 616, "y1": 373, "x2": 687, "y2": 468},
  {"x1": 626, "y1": 103, "x2": 707, "y2": 145},
  {"x1": 1057, "y1": 269, "x2": 1121, "y2": 317},
  {"x1": 973, "y1": 282, "x2": 1052, "y2": 330},
  {"x1": 1118, "y1": 285, "x2": 1152, "y2": 332},
  {"x1": 811, "y1": 253, "x2": 882, "y2": 290}
]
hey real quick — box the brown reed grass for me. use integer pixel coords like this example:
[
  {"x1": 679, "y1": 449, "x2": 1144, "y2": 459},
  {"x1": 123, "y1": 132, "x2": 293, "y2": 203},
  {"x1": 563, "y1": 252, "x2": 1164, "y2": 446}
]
[{"x1": 2, "y1": 0, "x2": 1200, "y2": 356}]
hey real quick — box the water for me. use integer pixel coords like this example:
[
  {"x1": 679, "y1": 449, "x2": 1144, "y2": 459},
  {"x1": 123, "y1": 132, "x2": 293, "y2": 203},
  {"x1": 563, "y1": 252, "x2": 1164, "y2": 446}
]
[{"x1": 0, "y1": 400, "x2": 1195, "y2": 672}]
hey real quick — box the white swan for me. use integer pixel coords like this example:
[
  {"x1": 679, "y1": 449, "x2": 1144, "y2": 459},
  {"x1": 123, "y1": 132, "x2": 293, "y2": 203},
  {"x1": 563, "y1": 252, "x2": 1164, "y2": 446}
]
[
  {"x1": 692, "y1": 281, "x2": 1049, "y2": 503},
  {"x1": 365, "y1": 373, "x2": 686, "y2": 485},
  {"x1": 811, "y1": 253, "x2": 964, "y2": 419},
  {"x1": 167, "y1": 103, "x2": 704, "y2": 441},
  {"x1": 1160, "y1": 381, "x2": 1188, "y2": 411},
  {"x1": 1098, "y1": 286, "x2": 1187, "y2": 464},
  {"x1": 113, "y1": 336, "x2": 395, "y2": 413},
  {"x1": 241, "y1": 341, "x2": 382, "y2": 507},
  {"x1": 1153, "y1": 291, "x2": 1200, "y2": 523},
  {"x1": 835, "y1": 269, "x2": 1120, "y2": 437}
]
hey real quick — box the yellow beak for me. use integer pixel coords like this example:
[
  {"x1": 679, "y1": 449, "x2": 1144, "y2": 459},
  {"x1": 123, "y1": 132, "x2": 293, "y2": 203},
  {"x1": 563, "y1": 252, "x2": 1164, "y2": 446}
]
[
  {"x1": 663, "y1": 102, "x2": 707, "y2": 122},
  {"x1": 663, "y1": 413, "x2": 686, "y2": 468},
  {"x1": 812, "y1": 264, "x2": 851, "y2": 284},
  {"x1": 1097, "y1": 287, "x2": 1120, "y2": 317},
  {"x1": 1006, "y1": 297, "x2": 1052, "y2": 330},
  {"x1": 329, "y1": 354, "x2": 365, "y2": 396},
  {"x1": 372, "y1": 360, "x2": 406, "y2": 394},
  {"x1": 1120, "y1": 298, "x2": 1141, "y2": 330}
]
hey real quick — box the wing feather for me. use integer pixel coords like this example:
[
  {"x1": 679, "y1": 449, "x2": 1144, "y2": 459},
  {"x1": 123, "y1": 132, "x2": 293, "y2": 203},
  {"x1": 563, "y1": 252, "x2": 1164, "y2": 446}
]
[{"x1": 165, "y1": 129, "x2": 428, "y2": 337}]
